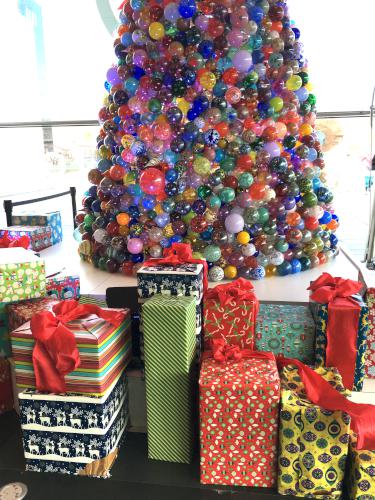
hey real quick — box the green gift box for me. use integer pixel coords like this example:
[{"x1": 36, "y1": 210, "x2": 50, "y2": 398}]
[
  {"x1": 255, "y1": 304, "x2": 316, "y2": 364},
  {"x1": 142, "y1": 295, "x2": 196, "y2": 464},
  {"x1": 0, "y1": 248, "x2": 46, "y2": 303},
  {"x1": 278, "y1": 365, "x2": 351, "y2": 499},
  {"x1": 0, "y1": 303, "x2": 11, "y2": 357},
  {"x1": 348, "y1": 434, "x2": 375, "y2": 499}
]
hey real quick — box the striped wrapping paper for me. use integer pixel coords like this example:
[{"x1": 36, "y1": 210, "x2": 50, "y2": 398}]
[{"x1": 10, "y1": 310, "x2": 132, "y2": 396}]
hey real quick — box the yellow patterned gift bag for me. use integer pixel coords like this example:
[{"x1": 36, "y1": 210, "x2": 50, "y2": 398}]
[
  {"x1": 348, "y1": 434, "x2": 375, "y2": 499},
  {"x1": 278, "y1": 366, "x2": 351, "y2": 499}
]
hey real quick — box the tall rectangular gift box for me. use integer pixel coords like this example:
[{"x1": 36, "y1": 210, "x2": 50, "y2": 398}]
[
  {"x1": 0, "y1": 226, "x2": 52, "y2": 251},
  {"x1": 199, "y1": 350, "x2": 280, "y2": 487},
  {"x1": 0, "y1": 358, "x2": 14, "y2": 414},
  {"x1": 348, "y1": 434, "x2": 375, "y2": 499},
  {"x1": 46, "y1": 272, "x2": 80, "y2": 300},
  {"x1": 0, "y1": 248, "x2": 46, "y2": 302},
  {"x1": 12, "y1": 211, "x2": 63, "y2": 245},
  {"x1": 203, "y1": 278, "x2": 258, "y2": 350},
  {"x1": 309, "y1": 273, "x2": 369, "y2": 391},
  {"x1": 255, "y1": 304, "x2": 316, "y2": 364},
  {"x1": 142, "y1": 295, "x2": 196, "y2": 463},
  {"x1": 19, "y1": 373, "x2": 128, "y2": 477},
  {"x1": 278, "y1": 365, "x2": 351, "y2": 498},
  {"x1": 364, "y1": 288, "x2": 375, "y2": 378},
  {"x1": 10, "y1": 304, "x2": 132, "y2": 395}
]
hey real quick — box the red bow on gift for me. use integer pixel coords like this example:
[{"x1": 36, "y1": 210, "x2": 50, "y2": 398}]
[
  {"x1": 0, "y1": 231, "x2": 30, "y2": 249},
  {"x1": 205, "y1": 278, "x2": 259, "y2": 309},
  {"x1": 308, "y1": 273, "x2": 363, "y2": 390},
  {"x1": 143, "y1": 242, "x2": 208, "y2": 291},
  {"x1": 30, "y1": 300, "x2": 125, "y2": 393},
  {"x1": 206, "y1": 338, "x2": 275, "y2": 364},
  {"x1": 278, "y1": 357, "x2": 375, "y2": 450}
]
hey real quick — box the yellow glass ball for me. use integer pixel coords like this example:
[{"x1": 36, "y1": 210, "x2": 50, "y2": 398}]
[
  {"x1": 176, "y1": 98, "x2": 191, "y2": 115},
  {"x1": 205, "y1": 209, "x2": 217, "y2": 224},
  {"x1": 224, "y1": 265, "x2": 237, "y2": 279},
  {"x1": 199, "y1": 71, "x2": 216, "y2": 90},
  {"x1": 163, "y1": 223, "x2": 174, "y2": 238},
  {"x1": 98, "y1": 145, "x2": 111, "y2": 159},
  {"x1": 193, "y1": 155, "x2": 211, "y2": 176},
  {"x1": 149, "y1": 22, "x2": 165, "y2": 40},
  {"x1": 123, "y1": 172, "x2": 136, "y2": 185},
  {"x1": 79, "y1": 240, "x2": 92, "y2": 256},
  {"x1": 121, "y1": 134, "x2": 134, "y2": 148},
  {"x1": 266, "y1": 264, "x2": 278, "y2": 277},
  {"x1": 154, "y1": 203, "x2": 164, "y2": 215},
  {"x1": 299, "y1": 123, "x2": 313, "y2": 136},
  {"x1": 286, "y1": 75, "x2": 303, "y2": 91},
  {"x1": 237, "y1": 231, "x2": 250, "y2": 245},
  {"x1": 183, "y1": 187, "x2": 198, "y2": 203},
  {"x1": 269, "y1": 96, "x2": 284, "y2": 112}
]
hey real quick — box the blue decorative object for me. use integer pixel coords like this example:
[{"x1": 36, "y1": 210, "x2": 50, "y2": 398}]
[{"x1": 12, "y1": 211, "x2": 63, "y2": 245}]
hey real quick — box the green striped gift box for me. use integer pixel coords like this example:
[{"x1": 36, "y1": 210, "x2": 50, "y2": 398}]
[{"x1": 142, "y1": 295, "x2": 196, "y2": 463}]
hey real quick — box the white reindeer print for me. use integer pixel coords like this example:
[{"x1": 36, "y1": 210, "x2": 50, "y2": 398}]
[{"x1": 88, "y1": 445, "x2": 100, "y2": 459}]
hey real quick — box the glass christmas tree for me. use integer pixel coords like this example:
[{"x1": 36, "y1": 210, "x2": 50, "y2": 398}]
[{"x1": 77, "y1": 0, "x2": 339, "y2": 281}]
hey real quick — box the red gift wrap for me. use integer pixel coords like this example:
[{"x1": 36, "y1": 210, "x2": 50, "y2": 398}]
[
  {"x1": 199, "y1": 341, "x2": 280, "y2": 487},
  {"x1": 203, "y1": 278, "x2": 259, "y2": 350},
  {"x1": 0, "y1": 358, "x2": 13, "y2": 414},
  {"x1": 8, "y1": 297, "x2": 60, "y2": 332}
]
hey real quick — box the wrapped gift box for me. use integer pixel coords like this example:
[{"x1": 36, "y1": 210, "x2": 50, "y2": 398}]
[
  {"x1": 313, "y1": 294, "x2": 368, "y2": 391},
  {"x1": 10, "y1": 307, "x2": 132, "y2": 396},
  {"x1": 0, "y1": 358, "x2": 13, "y2": 414},
  {"x1": 79, "y1": 294, "x2": 107, "y2": 308},
  {"x1": 20, "y1": 373, "x2": 128, "y2": 477},
  {"x1": 0, "y1": 248, "x2": 46, "y2": 303},
  {"x1": 137, "y1": 263, "x2": 204, "y2": 304},
  {"x1": 8, "y1": 297, "x2": 60, "y2": 332},
  {"x1": 278, "y1": 365, "x2": 351, "y2": 498},
  {"x1": 255, "y1": 304, "x2": 316, "y2": 364},
  {"x1": 46, "y1": 272, "x2": 80, "y2": 300},
  {"x1": 139, "y1": 300, "x2": 202, "y2": 335},
  {"x1": 1, "y1": 226, "x2": 52, "y2": 251},
  {"x1": 12, "y1": 211, "x2": 63, "y2": 245},
  {"x1": 199, "y1": 352, "x2": 280, "y2": 487},
  {"x1": 365, "y1": 288, "x2": 375, "y2": 378},
  {"x1": 142, "y1": 295, "x2": 196, "y2": 464},
  {"x1": 348, "y1": 434, "x2": 375, "y2": 499},
  {"x1": 0, "y1": 303, "x2": 11, "y2": 357}
]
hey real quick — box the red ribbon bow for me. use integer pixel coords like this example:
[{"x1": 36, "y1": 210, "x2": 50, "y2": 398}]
[
  {"x1": 0, "y1": 231, "x2": 30, "y2": 249},
  {"x1": 308, "y1": 273, "x2": 363, "y2": 390},
  {"x1": 143, "y1": 242, "x2": 208, "y2": 292},
  {"x1": 205, "y1": 278, "x2": 259, "y2": 309},
  {"x1": 206, "y1": 338, "x2": 275, "y2": 364},
  {"x1": 277, "y1": 357, "x2": 375, "y2": 450},
  {"x1": 30, "y1": 300, "x2": 125, "y2": 393}
]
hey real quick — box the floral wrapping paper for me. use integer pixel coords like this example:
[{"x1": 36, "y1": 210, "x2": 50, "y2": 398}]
[
  {"x1": 278, "y1": 365, "x2": 351, "y2": 499},
  {"x1": 255, "y1": 304, "x2": 316, "y2": 364},
  {"x1": 313, "y1": 296, "x2": 369, "y2": 391},
  {"x1": 199, "y1": 356, "x2": 280, "y2": 487},
  {"x1": 365, "y1": 288, "x2": 375, "y2": 378},
  {"x1": 12, "y1": 211, "x2": 63, "y2": 245},
  {"x1": 46, "y1": 273, "x2": 80, "y2": 300},
  {"x1": 0, "y1": 226, "x2": 53, "y2": 251},
  {"x1": 8, "y1": 297, "x2": 60, "y2": 332},
  {"x1": 0, "y1": 248, "x2": 46, "y2": 303},
  {"x1": 203, "y1": 297, "x2": 257, "y2": 350},
  {"x1": 348, "y1": 434, "x2": 375, "y2": 499},
  {"x1": 0, "y1": 358, "x2": 14, "y2": 414},
  {"x1": 0, "y1": 303, "x2": 11, "y2": 357}
]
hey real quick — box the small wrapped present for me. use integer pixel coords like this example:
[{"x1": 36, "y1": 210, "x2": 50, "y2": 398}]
[
  {"x1": 309, "y1": 273, "x2": 369, "y2": 391},
  {"x1": 255, "y1": 304, "x2": 316, "y2": 364},
  {"x1": 10, "y1": 300, "x2": 132, "y2": 396},
  {"x1": 12, "y1": 211, "x2": 63, "y2": 245},
  {"x1": 199, "y1": 342, "x2": 280, "y2": 487},
  {"x1": 142, "y1": 295, "x2": 196, "y2": 463},
  {"x1": 278, "y1": 364, "x2": 350, "y2": 498},
  {"x1": 8, "y1": 297, "x2": 60, "y2": 332},
  {"x1": 137, "y1": 243, "x2": 207, "y2": 305},
  {"x1": 46, "y1": 272, "x2": 80, "y2": 300},
  {"x1": 348, "y1": 434, "x2": 375, "y2": 499},
  {"x1": 365, "y1": 288, "x2": 375, "y2": 378},
  {"x1": 0, "y1": 248, "x2": 46, "y2": 303},
  {"x1": 0, "y1": 303, "x2": 11, "y2": 357},
  {"x1": 0, "y1": 358, "x2": 13, "y2": 414},
  {"x1": 0, "y1": 226, "x2": 52, "y2": 251},
  {"x1": 203, "y1": 278, "x2": 258, "y2": 350},
  {"x1": 20, "y1": 373, "x2": 128, "y2": 477}
]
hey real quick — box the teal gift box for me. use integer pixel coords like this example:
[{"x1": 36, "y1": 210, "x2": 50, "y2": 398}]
[
  {"x1": 12, "y1": 211, "x2": 63, "y2": 245},
  {"x1": 255, "y1": 304, "x2": 316, "y2": 364}
]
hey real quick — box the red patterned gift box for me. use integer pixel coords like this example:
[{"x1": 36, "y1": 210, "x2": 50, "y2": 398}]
[
  {"x1": 8, "y1": 297, "x2": 60, "y2": 332},
  {"x1": 46, "y1": 272, "x2": 80, "y2": 300},
  {"x1": 0, "y1": 358, "x2": 14, "y2": 414},
  {"x1": 203, "y1": 278, "x2": 259, "y2": 350},
  {"x1": 365, "y1": 288, "x2": 375, "y2": 378},
  {"x1": 0, "y1": 226, "x2": 52, "y2": 252},
  {"x1": 199, "y1": 342, "x2": 280, "y2": 487}
]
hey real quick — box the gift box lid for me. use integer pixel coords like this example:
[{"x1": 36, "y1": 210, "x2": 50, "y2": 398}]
[
  {"x1": 0, "y1": 247, "x2": 44, "y2": 265},
  {"x1": 138, "y1": 263, "x2": 203, "y2": 275},
  {"x1": 199, "y1": 356, "x2": 279, "y2": 388}
]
